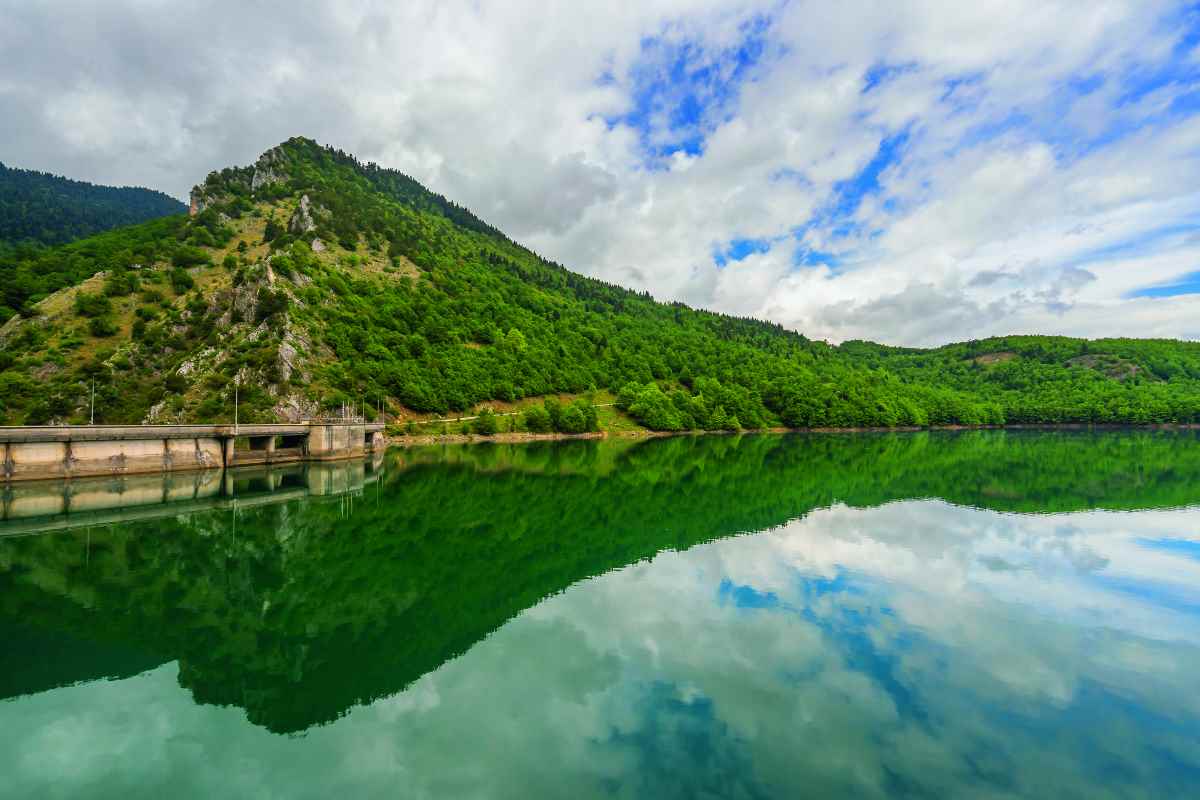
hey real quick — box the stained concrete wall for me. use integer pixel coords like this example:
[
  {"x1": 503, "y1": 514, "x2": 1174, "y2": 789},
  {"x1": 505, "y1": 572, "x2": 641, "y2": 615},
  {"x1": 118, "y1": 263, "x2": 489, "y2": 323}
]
[
  {"x1": 1, "y1": 424, "x2": 383, "y2": 482},
  {"x1": 306, "y1": 425, "x2": 367, "y2": 460},
  {"x1": 3, "y1": 438, "x2": 224, "y2": 481}
]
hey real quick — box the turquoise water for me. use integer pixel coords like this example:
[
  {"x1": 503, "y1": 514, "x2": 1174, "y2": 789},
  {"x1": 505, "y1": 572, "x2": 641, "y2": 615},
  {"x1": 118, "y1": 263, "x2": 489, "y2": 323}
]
[{"x1": 1, "y1": 431, "x2": 1199, "y2": 798}]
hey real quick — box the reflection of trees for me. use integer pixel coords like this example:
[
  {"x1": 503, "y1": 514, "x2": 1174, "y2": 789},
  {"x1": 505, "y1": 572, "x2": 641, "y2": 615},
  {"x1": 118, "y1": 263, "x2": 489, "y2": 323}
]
[{"x1": 0, "y1": 430, "x2": 1197, "y2": 733}]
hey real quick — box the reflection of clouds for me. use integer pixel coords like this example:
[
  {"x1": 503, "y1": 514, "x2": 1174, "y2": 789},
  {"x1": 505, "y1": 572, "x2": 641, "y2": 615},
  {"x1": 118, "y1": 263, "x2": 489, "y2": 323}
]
[
  {"x1": 2, "y1": 501, "x2": 1200, "y2": 798},
  {"x1": 715, "y1": 502, "x2": 1200, "y2": 644}
]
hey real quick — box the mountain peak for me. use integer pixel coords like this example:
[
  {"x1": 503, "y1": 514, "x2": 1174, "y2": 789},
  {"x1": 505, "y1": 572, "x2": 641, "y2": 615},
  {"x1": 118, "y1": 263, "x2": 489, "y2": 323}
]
[{"x1": 190, "y1": 135, "x2": 324, "y2": 215}]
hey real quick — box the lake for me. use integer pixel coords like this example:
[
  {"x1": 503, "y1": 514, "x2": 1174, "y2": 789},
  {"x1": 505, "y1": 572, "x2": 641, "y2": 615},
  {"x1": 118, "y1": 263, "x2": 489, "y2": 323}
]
[{"x1": 1, "y1": 431, "x2": 1199, "y2": 798}]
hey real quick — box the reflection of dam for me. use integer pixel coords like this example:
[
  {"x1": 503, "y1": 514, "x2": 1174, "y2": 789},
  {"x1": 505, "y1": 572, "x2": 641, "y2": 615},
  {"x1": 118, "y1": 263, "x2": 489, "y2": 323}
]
[{"x1": 0, "y1": 454, "x2": 385, "y2": 537}]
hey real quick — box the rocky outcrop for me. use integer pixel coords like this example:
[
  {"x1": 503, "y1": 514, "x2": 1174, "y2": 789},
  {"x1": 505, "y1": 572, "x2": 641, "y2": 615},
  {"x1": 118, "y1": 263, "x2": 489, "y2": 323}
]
[
  {"x1": 272, "y1": 392, "x2": 321, "y2": 423},
  {"x1": 251, "y1": 147, "x2": 286, "y2": 192},
  {"x1": 289, "y1": 194, "x2": 317, "y2": 234},
  {"x1": 188, "y1": 187, "x2": 208, "y2": 216}
]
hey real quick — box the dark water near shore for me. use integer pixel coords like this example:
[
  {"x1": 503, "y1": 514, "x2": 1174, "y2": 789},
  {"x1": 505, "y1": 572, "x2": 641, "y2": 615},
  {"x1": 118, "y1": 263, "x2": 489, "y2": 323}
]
[{"x1": 2, "y1": 431, "x2": 1199, "y2": 798}]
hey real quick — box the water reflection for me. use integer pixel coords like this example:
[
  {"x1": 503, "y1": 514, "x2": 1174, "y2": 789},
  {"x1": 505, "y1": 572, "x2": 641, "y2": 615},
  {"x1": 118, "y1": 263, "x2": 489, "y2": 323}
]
[
  {"x1": 0, "y1": 454, "x2": 385, "y2": 535},
  {"x1": 1, "y1": 431, "x2": 1199, "y2": 798}
]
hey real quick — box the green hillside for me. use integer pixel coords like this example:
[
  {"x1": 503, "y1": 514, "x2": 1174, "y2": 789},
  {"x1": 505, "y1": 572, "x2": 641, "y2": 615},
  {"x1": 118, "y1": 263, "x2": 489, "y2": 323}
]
[
  {"x1": 0, "y1": 160, "x2": 185, "y2": 251},
  {"x1": 0, "y1": 136, "x2": 1198, "y2": 428}
]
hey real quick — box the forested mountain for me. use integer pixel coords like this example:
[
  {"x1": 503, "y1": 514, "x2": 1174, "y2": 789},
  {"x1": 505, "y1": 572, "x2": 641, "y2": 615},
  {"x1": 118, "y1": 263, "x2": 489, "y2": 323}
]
[
  {"x1": 0, "y1": 161, "x2": 184, "y2": 249},
  {"x1": 0, "y1": 136, "x2": 1198, "y2": 429}
]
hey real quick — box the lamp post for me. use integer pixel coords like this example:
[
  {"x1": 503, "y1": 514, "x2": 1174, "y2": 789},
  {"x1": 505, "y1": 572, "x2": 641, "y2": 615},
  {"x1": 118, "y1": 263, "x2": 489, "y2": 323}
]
[{"x1": 89, "y1": 378, "x2": 95, "y2": 425}]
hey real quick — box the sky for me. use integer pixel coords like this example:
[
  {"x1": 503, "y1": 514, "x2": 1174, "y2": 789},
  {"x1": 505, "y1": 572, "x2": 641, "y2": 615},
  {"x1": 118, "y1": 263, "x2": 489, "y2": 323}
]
[{"x1": 2, "y1": 1, "x2": 1199, "y2": 346}]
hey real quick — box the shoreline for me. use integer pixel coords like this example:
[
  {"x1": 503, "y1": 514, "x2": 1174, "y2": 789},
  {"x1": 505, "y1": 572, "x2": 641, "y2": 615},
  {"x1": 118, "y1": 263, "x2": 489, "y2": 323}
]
[{"x1": 387, "y1": 422, "x2": 1200, "y2": 448}]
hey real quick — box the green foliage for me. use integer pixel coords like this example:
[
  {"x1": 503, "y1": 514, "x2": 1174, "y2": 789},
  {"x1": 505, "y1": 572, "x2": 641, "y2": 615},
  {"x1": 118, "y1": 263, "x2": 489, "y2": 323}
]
[
  {"x1": 472, "y1": 407, "x2": 498, "y2": 435},
  {"x1": 169, "y1": 267, "x2": 195, "y2": 294},
  {"x1": 523, "y1": 405, "x2": 552, "y2": 432},
  {"x1": 88, "y1": 315, "x2": 118, "y2": 337},
  {"x1": 73, "y1": 292, "x2": 111, "y2": 318},
  {"x1": 255, "y1": 287, "x2": 289, "y2": 323},
  {"x1": 102, "y1": 267, "x2": 139, "y2": 297},
  {"x1": 171, "y1": 247, "x2": 209, "y2": 269},
  {"x1": 0, "y1": 160, "x2": 184, "y2": 248}
]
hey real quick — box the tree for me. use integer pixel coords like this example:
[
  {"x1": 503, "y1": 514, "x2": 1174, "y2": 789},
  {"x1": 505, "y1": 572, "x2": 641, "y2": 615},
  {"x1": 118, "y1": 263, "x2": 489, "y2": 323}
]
[
  {"x1": 523, "y1": 405, "x2": 552, "y2": 432},
  {"x1": 472, "y1": 407, "x2": 498, "y2": 435}
]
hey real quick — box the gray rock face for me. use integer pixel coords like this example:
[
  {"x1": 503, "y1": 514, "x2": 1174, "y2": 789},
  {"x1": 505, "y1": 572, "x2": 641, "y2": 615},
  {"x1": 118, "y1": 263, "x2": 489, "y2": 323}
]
[
  {"x1": 289, "y1": 194, "x2": 317, "y2": 234},
  {"x1": 251, "y1": 148, "x2": 285, "y2": 192},
  {"x1": 311, "y1": 237, "x2": 326, "y2": 253},
  {"x1": 188, "y1": 187, "x2": 208, "y2": 216}
]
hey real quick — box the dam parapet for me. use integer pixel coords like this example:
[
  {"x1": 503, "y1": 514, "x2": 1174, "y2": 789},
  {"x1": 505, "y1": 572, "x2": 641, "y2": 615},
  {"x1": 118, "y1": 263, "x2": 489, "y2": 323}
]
[{"x1": 0, "y1": 421, "x2": 386, "y2": 482}]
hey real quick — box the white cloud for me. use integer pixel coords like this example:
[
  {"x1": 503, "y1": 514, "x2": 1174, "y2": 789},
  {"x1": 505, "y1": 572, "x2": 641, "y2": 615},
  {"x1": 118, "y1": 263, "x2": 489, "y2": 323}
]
[{"x1": 1, "y1": 0, "x2": 1198, "y2": 345}]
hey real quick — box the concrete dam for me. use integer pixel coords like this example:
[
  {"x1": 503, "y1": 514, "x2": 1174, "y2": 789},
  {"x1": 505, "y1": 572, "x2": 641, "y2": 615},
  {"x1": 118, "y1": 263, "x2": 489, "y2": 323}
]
[{"x1": 0, "y1": 421, "x2": 386, "y2": 482}]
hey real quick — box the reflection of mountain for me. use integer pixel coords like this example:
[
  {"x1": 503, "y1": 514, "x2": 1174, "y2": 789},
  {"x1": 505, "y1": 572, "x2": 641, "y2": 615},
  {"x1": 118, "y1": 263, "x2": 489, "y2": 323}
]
[{"x1": 0, "y1": 430, "x2": 1197, "y2": 733}]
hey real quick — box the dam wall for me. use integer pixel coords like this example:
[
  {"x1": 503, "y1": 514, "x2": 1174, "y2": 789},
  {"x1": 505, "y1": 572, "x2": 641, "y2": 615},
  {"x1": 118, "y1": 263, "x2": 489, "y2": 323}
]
[{"x1": 0, "y1": 422, "x2": 386, "y2": 483}]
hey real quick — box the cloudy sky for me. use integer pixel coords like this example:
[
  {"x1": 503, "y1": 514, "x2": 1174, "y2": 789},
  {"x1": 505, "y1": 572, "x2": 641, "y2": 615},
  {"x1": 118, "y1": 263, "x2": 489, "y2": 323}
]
[{"x1": 2, "y1": 1, "x2": 1199, "y2": 345}]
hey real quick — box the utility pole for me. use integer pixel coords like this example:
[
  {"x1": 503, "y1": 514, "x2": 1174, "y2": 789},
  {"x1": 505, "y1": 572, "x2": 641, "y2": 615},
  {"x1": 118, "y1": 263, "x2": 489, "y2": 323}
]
[
  {"x1": 89, "y1": 378, "x2": 95, "y2": 425},
  {"x1": 234, "y1": 377, "x2": 239, "y2": 434}
]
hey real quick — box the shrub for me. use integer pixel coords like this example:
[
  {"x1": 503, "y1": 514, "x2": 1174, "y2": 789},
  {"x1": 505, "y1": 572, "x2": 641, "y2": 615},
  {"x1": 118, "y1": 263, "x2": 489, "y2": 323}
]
[
  {"x1": 628, "y1": 385, "x2": 683, "y2": 431},
  {"x1": 559, "y1": 404, "x2": 587, "y2": 433},
  {"x1": 569, "y1": 398, "x2": 598, "y2": 432},
  {"x1": 172, "y1": 246, "x2": 210, "y2": 268},
  {"x1": 255, "y1": 288, "x2": 289, "y2": 323},
  {"x1": 103, "y1": 269, "x2": 138, "y2": 297},
  {"x1": 523, "y1": 405, "x2": 552, "y2": 433},
  {"x1": 73, "y1": 292, "x2": 112, "y2": 318},
  {"x1": 543, "y1": 398, "x2": 563, "y2": 430},
  {"x1": 88, "y1": 315, "x2": 119, "y2": 337},
  {"x1": 472, "y1": 407, "x2": 498, "y2": 436},
  {"x1": 170, "y1": 267, "x2": 195, "y2": 294}
]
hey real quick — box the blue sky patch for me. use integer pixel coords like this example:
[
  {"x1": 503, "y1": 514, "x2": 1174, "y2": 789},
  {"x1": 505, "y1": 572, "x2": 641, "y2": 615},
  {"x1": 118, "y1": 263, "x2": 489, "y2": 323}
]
[
  {"x1": 1128, "y1": 271, "x2": 1200, "y2": 299},
  {"x1": 713, "y1": 237, "x2": 772, "y2": 266},
  {"x1": 604, "y1": 14, "x2": 776, "y2": 164},
  {"x1": 1138, "y1": 538, "x2": 1200, "y2": 561},
  {"x1": 862, "y1": 61, "x2": 919, "y2": 94},
  {"x1": 718, "y1": 578, "x2": 782, "y2": 609},
  {"x1": 828, "y1": 129, "x2": 909, "y2": 219}
]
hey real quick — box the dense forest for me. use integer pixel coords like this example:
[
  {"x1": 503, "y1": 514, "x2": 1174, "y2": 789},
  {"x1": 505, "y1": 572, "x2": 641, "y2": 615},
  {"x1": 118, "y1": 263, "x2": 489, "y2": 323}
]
[
  {"x1": 0, "y1": 161, "x2": 184, "y2": 248},
  {"x1": 0, "y1": 136, "x2": 1198, "y2": 428}
]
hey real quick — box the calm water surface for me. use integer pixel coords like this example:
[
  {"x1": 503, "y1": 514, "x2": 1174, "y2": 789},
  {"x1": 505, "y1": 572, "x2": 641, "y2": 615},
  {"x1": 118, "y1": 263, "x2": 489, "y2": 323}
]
[{"x1": 1, "y1": 431, "x2": 1199, "y2": 798}]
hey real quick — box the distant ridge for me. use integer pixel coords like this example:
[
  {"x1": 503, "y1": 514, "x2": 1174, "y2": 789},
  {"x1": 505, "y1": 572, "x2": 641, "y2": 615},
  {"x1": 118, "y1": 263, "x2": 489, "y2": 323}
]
[{"x1": 0, "y1": 161, "x2": 185, "y2": 247}]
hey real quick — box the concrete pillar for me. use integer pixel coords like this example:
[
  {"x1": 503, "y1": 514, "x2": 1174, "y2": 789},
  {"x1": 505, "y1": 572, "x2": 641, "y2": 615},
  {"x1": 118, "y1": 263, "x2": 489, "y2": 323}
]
[
  {"x1": 223, "y1": 437, "x2": 236, "y2": 467},
  {"x1": 306, "y1": 425, "x2": 331, "y2": 458}
]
